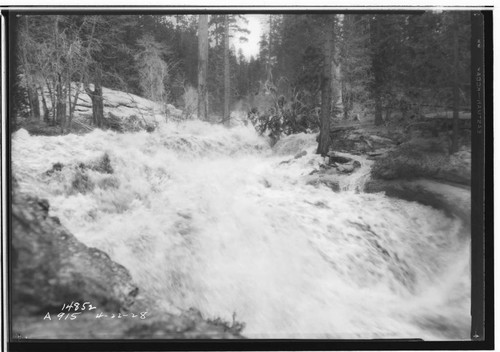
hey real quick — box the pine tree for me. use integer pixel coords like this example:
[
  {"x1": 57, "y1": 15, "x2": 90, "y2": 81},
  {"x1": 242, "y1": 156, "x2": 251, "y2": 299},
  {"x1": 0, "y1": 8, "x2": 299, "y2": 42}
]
[
  {"x1": 317, "y1": 15, "x2": 335, "y2": 156},
  {"x1": 223, "y1": 15, "x2": 231, "y2": 125},
  {"x1": 197, "y1": 15, "x2": 209, "y2": 121}
]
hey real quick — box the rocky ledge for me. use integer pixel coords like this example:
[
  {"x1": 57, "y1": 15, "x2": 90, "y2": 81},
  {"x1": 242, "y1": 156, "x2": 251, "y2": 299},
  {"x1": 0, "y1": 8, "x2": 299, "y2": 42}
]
[
  {"x1": 328, "y1": 123, "x2": 471, "y2": 231},
  {"x1": 365, "y1": 178, "x2": 471, "y2": 233}
]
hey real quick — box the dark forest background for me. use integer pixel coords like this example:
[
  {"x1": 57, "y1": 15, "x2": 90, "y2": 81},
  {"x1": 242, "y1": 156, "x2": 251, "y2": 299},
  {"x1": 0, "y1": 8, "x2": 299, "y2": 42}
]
[{"x1": 10, "y1": 12, "x2": 471, "y2": 153}]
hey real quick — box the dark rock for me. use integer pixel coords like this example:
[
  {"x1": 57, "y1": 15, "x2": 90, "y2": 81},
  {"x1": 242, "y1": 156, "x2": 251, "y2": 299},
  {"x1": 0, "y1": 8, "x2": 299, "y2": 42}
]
[
  {"x1": 47, "y1": 154, "x2": 114, "y2": 194},
  {"x1": 366, "y1": 150, "x2": 387, "y2": 158},
  {"x1": 91, "y1": 153, "x2": 114, "y2": 174},
  {"x1": 13, "y1": 307, "x2": 244, "y2": 339},
  {"x1": 46, "y1": 155, "x2": 113, "y2": 192},
  {"x1": 365, "y1": 178, "x2": 471, "y2": 232},
  {"x1": 12, "y1": 190, "x2": 138, "y2": 318},
  {"x1": 45, "y1": 162, "x2": 64, "y2": 176},
  {"x1": 327, "y1": 152, "x2": 352, "y2": 164},
  {"x1": 294, "y1": 150, "x2": 307, "y2": 159},
  {"x1": 71, "y1": 169, "x2": 94, "y2": 194},
  {"x1": 305, "y1": 200, "x2": 330, "y2": 209},
  {"x1": 305, "y1": 176, "x2": 340, "y2": 192},
  {"x1": 359, "y1": 135, "x2": 374, "y2": 149},
  {"x1": 38, "y1": 198, "x2": 50, "y2": 214},
  {"x1": 337, "y1": 161, "x2": 361, "y2": 174},
  {"x1": 325, "y1": 153, "x2": 361, "y2": 175},
  {"x1": 97, "y1": 176, "x2": 120, "y2": 190},
  {"x1": 328, "y1": 125, "x2": 401, "y2": 155},
  {"x1": 371, "y1": 141, "x2": 470, "y2": 186},
  {"x1": 367, "y1": 135, "x2": 395, "y2": 147},
  {"x1": 105, "y1": 112, "x2": 125, "y2": 132}
]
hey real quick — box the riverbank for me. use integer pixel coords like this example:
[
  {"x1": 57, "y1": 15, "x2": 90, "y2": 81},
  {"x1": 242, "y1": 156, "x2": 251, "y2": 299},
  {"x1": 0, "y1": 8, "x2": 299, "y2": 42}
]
[{"x1": 328, "y1": 118, "x2": 471, "y2": 230}]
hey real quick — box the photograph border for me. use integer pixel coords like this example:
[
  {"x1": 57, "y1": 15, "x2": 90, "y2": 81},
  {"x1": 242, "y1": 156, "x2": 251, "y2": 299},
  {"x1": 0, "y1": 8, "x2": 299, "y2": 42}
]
[{"x1": 1, "y1": 6, "x2": 494, "y2": 351}]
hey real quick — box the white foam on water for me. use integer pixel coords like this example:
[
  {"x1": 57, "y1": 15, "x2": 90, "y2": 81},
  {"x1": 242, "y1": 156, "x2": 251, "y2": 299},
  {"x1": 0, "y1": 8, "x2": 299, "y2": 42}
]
[{"x1": 12, "y1": 121, "x2": 470, "y2": 340}]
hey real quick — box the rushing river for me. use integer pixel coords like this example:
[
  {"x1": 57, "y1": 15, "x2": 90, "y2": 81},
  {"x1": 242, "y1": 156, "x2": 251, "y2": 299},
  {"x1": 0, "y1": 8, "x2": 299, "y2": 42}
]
[{"x1": 12, "y1": 120, "x2": 470, "y2": 340}]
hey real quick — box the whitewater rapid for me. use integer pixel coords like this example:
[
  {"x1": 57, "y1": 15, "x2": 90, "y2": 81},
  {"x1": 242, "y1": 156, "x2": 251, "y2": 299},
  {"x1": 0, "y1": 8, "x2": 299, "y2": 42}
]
[{"x1": 12, "y1": 120, "x2": 470, "y2": 340}]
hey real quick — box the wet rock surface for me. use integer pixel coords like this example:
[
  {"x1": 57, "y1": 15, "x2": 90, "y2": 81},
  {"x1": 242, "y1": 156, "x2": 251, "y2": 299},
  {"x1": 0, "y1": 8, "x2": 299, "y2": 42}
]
[
  {"x1": 13, "y1": 308, "x2": 244, "y2": 339},
  {"x1": 329, "y1": 125, "x2": 400, "y2": 155},
  {"x1": 305, "y1": 174, "x2": 341, "y2": 192},
  {"x1": 365, "y1": 178, "x2": 471, "y2": 232},
  {"x1": 16, "y1": 85, "x2": 180, "y2": 135},
  {"x1": 12, "y1": 189, "x2": 138, "y2": 317},
  {"x1": 11, "y1": 186, "x2": 243, "y2": 339},
  {"x1": 370, "y1": 142, "x2": 471, "y2": 186},
  {"x1": 328, "y1": 123, "x2": 471, "y2": 224}
]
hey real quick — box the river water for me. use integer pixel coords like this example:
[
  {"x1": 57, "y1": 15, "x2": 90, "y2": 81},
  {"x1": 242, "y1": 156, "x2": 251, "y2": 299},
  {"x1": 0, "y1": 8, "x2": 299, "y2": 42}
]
[{"x1": 12, "y1": 120, "x2": 470, "y2": 340}]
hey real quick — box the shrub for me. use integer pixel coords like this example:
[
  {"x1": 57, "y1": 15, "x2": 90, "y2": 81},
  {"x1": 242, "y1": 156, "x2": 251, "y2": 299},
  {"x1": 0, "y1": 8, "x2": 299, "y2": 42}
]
[{"x1": 248, "y1": 91, "x2": 319, "y2": 145}]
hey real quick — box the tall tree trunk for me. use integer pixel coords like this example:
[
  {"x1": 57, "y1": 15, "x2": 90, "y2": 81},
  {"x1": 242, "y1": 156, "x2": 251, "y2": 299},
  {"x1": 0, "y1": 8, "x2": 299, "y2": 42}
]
[
  {"x1": 40, "y1": 87, "x2": 50, "y2": 122},
  {"x1": 450, "y1": 14, "x2": 460, "y2": 154},
  {"x1": 90, "y1": 83, "x2": 104, "y2": 128},
  {"x1": 374, "y1": 97, "x2": 383, "y2": 125},
  {"x1": 56, "y1": 74, "x2": 66, "y2": 133},
  {"x1": 197, "y1": 15, "x2": 209, "y2": 121},
  {"x1": 85, "y1": 69, "x2": 104, "y2": 128},
  {"x1": 34, "y1": 88, "x2": 41, "y2": 121},
  {"x1": 54, "y1": 16, "x2": 67, "y2": 131},
  {"x1": 26, "y1": 86, "x2": 40, "y2": 120},
  {"x1": 70, "y1": 81, "x2": 82, "y2": 124},
  {"x1": 267, "y1": 15, "x2": 272, "y2": 81},
  {"x1": 223, "y1": 15, "x2": 230, "y2": 126},
  {"x1": 93, "y1": 80, "x2": 104, "y2": 128},
  {"x1": 67, "y1": 74, "x2": 72, "y2": 132},
  {"x1": 215, "y1": 20, "x2": 220, "y2": 47},
  {"x1": 46, "y1": 80, "x2": 56, "y2": 124},
  {"x1": 372, "y1": 15, "x2": 384, "y2": 126},
  {"x1": 317, "y1": 16, "x2": 334, "y2": 156},
  {"x1": 21, "y1": 16, "x2": 40, "y2": 121},
  {"x1": 342, "y1": 15, "x2": 352, "y2": 120},
  {"x1": 331, "y1": 60, "x2": 343, "y2": 117},
  {"x1": 25, "y1": 87, "x2": 34, "y2": 119}
]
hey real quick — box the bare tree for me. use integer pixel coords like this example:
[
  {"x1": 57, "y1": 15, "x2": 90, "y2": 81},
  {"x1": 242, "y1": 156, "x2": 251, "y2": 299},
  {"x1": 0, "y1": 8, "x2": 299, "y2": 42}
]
[
  {"x1": 135, "y1": 34, "x2": 170, "y2": 111},
  {"x1": 18, "y1": 16, "x2": 40, "y2": 120}
]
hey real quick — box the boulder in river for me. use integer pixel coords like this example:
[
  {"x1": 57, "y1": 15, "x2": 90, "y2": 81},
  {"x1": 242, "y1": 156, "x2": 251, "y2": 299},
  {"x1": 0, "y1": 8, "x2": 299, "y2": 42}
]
[
  {"x1": 294, "y1": 150, "x2": 308, "y2": 159},
  {"x1": 327, "y1": 152, "x2": 362, "y2": 174},
  {"x1": 370, "y1": 141, "x2": 470, "y2": 186},
  {"x1": 305, "y1": 174, "x2": 340, "y2": 192}
]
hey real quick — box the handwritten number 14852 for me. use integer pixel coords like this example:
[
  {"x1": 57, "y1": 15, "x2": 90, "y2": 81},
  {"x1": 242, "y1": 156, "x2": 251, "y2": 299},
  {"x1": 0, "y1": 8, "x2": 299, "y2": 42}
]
[{"x1": 61, "y1": 301, "x2": 96, "y2": 312}]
